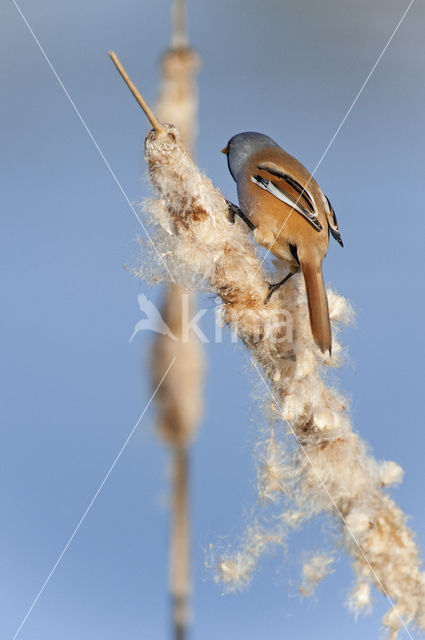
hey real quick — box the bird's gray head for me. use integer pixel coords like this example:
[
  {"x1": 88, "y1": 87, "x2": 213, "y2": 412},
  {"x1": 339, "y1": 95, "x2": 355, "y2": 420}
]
[{"x1": 222, "y1": 132, "x2": 279, "y2": 182}]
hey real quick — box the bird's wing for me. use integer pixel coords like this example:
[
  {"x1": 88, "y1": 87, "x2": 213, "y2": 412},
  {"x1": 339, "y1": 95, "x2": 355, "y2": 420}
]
[
  {"x1": 324, "y1": 195, "x2": 343, "y2": 247},
  {"x1": 252, "y1": 162, "x2": 322, "y2": 232}
]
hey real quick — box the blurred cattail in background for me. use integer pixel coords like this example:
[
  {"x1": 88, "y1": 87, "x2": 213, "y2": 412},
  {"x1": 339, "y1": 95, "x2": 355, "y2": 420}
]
[
  {"x1": 155, "y1": 0, "x2": 200, "y2": 157},
  {"x1": 150, "y1": 1, "x2": 203, "y2": 638}
]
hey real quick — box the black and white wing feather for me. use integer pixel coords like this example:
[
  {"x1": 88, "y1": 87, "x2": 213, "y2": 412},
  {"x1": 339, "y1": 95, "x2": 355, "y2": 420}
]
[
  {"x1": 252, "y1": 163, "x2": 323, "y2": 232},
  {"x1": 324, "y1": 195, "x2": 343, "y2": 247}
]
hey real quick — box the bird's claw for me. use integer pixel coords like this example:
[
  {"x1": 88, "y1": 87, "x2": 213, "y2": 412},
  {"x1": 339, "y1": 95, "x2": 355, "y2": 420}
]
[
  {"x1": 264, "y1": 271, "x2": 296, "y2": 304},
  {"x1": 264, "y1": 282, "x2": 278, "y2": 304},
  {"x1": 226, "y1": 200, "x2": 237, "y2": 224},
  {"x1": 225, "y1": 200, "x2": 256, "y2": 231}
]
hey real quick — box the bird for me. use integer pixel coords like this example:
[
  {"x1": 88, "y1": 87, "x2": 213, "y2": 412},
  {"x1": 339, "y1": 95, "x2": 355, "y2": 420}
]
[{"x1": 222, "y1": 132, "x2": 343, "y2": 355}]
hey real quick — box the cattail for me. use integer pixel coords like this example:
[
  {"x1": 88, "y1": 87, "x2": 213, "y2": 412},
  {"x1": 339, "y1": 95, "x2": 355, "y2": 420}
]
[
  {"x1": 151, "y1": 283, "x2": 203, "y2": 640},
  {"x1": 155, "y1": 45, "x2": 200, "y2": 157},
  {"x1": 109, "y1": 54, "x2": 425, "y2": 639},
  {"x1": 150, "y1": 3, "x2": 203, "y2": 639},
  {"x1": 143, "y1": 124, "x2": 425, "y2": 638}
]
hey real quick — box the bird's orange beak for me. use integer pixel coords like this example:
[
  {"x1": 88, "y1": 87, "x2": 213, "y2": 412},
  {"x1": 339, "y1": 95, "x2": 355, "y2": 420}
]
[{"x1": 221, "y1": 147, "x2": 228, "y2": 154}]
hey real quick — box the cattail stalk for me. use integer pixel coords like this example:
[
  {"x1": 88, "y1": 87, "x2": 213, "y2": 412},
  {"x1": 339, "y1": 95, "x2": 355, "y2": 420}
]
[
  {"x1": 151, "y1": 5, "x2": 202, "y2": 639},
  {"x1": 110, "y1": 55, "x2": 425, "y2": 639},
  {"x1": 151, "y1": 283, "x2": 203, "y2": 639},
  {"x1": 171, "y1": 445, "x2": 189, "y2": 640}
]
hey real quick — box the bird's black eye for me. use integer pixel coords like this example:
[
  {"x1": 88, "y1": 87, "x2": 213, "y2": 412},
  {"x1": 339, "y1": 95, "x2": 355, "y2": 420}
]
[{"x1": 228, "y1": 143, "x2": 232, "y2": 150}]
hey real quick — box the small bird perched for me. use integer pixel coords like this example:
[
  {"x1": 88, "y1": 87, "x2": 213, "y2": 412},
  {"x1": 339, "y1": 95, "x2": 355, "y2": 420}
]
[{"x1": 222, "y1": 132, "x2": 343, "y2": 354}]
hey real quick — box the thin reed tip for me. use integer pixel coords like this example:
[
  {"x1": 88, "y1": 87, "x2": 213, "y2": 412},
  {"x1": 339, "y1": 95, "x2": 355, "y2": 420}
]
[{"x1": 108, "y1": 50, "x2": 165, "y2": 133}]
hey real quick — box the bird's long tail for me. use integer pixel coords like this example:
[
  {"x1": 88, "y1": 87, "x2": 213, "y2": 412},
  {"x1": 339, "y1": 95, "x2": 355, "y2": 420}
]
[{"x1": 300, "y1": 260, "x2": 332, "y2": 354}]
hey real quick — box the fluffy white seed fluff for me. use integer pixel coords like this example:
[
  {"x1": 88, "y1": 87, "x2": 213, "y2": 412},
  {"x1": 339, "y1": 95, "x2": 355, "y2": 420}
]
[{"x1": 300, "y1": 553, "x2": 335, "y2": 597}]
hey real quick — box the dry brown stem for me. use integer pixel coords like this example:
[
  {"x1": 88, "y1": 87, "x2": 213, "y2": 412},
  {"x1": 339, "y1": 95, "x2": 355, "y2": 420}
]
[
  {"x1": 109, "y1": 51, "x2": 165, "y2": 132},
  {"x1": 171, "y1": 0, "x2": 188, "y2": 49},
  {"x1": 171, "y1": 445, "x2": 189, "y2": 640}
]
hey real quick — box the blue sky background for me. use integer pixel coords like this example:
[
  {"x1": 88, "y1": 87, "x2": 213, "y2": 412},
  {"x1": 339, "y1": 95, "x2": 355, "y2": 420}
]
[{"x1": 1, "y1": 1, "x2": 424, "y2": 638}]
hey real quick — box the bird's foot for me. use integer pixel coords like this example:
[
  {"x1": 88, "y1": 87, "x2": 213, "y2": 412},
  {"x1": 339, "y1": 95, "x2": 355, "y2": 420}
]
[
  {"x1": 264, "y1": 271, "x2": 295, "y2": 304},
  {"x1": 227, "y1": 200, "x2": 237, "y2": 224},
  {"x1": 226, "y1": 200, "x2": 256, "y2": 231}
]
